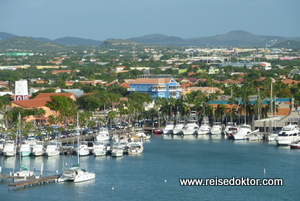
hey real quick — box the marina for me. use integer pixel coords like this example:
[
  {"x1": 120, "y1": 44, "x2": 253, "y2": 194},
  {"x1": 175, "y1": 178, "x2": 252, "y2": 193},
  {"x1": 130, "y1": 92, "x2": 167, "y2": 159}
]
[{"x1": 0, "y1": 134, "x2": 299, "y2": 200}]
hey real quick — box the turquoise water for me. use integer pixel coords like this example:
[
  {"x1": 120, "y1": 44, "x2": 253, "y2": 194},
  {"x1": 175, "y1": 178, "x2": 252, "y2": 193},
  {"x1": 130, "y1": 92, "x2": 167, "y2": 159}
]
[{"x1": 0, "y1": 135, "x2": 299, "y2": 201}]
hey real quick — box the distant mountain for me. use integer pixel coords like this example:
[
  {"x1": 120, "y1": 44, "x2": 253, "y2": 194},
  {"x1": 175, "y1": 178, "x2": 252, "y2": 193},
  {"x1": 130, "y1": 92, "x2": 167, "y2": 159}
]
[
  {"x1": 0, "y1": 32, "x2": 18, "y2": 40},
  {"x1": 0, "y1": 37, "x2": 66, "y2": 52},
  {"x1": 186, "y1": 30, "x2": 267, "y2": 47},
  {"x1": 0, "y1": 30, "x2": 299, "y2": 49},
  {"x1": 127, "y1": 30, "x2": 299, "y2": 47},
  {"x1": 0, "y1": 32, "x2": 103, "y2": 47},
  {"x1": 53, "y1": 37, "x2": 103, "y2": 46},
  {"x1": 128, "y1": 34, "x2": 187, "y2": 46}
]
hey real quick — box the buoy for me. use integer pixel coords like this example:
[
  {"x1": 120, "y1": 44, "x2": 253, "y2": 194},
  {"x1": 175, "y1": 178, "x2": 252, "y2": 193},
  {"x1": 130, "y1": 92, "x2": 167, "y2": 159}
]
[{"x1": 112, "y1": 187, "x2": 114, "y2": 190}]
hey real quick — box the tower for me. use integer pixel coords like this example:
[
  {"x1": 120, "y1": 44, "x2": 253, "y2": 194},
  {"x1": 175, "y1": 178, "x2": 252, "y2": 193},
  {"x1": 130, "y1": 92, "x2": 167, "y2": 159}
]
[{"x1": 15, "y1": 80, "x2": 29, "y2": 101}]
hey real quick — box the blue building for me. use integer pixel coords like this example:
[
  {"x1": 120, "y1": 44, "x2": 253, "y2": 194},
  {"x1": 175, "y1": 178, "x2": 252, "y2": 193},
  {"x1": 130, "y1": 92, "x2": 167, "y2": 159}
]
[{"x1": 128, "y1": 75, "x2": 181, "y2": 100}]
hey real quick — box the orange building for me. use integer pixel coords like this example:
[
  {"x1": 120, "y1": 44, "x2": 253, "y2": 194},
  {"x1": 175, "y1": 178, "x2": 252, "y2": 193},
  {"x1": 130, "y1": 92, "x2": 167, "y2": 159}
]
[{"x1": 11, "y1": 93, "x2": 77, "y2": 123}]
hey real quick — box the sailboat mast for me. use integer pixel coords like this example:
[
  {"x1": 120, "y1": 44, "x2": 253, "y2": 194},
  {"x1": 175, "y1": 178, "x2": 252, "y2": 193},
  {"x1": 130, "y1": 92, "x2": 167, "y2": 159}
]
[{"x1": 77, "y1": 113, "x2": 80, "y2": 165}]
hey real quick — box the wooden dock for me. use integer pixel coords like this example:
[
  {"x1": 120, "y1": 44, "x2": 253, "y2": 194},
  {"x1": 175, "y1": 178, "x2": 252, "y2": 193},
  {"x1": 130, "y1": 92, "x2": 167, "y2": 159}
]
[{"x1": 8, "y1": 175, "x2": 59, "y2": 190}]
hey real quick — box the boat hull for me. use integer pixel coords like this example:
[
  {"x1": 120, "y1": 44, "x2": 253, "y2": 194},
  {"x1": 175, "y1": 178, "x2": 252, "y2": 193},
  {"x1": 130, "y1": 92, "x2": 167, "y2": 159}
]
[{"x1": 290, "y1": 143, "x2": 300, "y2": 149}]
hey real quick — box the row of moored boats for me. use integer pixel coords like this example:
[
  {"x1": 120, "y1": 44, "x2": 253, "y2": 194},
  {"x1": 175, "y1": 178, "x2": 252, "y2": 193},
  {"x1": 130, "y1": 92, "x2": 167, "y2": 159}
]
[{"x1": 161, "y1": 117, "x2": 300, "y2": 147}]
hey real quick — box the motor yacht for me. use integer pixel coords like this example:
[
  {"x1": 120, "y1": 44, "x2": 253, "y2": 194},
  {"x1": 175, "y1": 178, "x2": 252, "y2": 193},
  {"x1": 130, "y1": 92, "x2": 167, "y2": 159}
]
[
  {"x1": 45, "y1": 141, "x2": 61, "y2": 156},
  {"x1": 182, "y1": 119, "x2": 199, "y2": 135},
  {"x1": 210, "y1": 122, "x2": 222, "y2": 135},
  {"x1": 77, "y1": 141, "x2": 90, "y2": 156},
  {"x1": 96, "y1": 127, "x2": 110, "y2": 141},
  {"x1": 223, "y1": 122, "x2": 238, "y2": 136},
  {"x1": 163, "y1": 121, "x2": 174, "y2": 135},
  {"x1": 127, "y1": 142, "x2": 144, "y2": 155},
  {"x1": 93, "y1": 141, "x2": 107, "y2": 156},
  {"x1": 3, "y1": 141, "x2": 16, "y2": 157},
  {"x1": 230, "y1": 124, "x2": 252, "y2": 140},
  {"x1": 197, "y1": 117, "x2": 211, "y2": 135},
  {"x1": 111, "y1": 144, "x2": 124, "y2": 157},
  {"x1": 275, "y1": 124, "x2": 300, "y2": 145},
  {"x1": 19, "y1": 143, "x2": 32, "y2": 157},
  {"x1": 31, "y1": 144, "x2": 45, "y2": 156},
  {"x1": 173, "y1": 120, "x2": 185, "y2": 135}
]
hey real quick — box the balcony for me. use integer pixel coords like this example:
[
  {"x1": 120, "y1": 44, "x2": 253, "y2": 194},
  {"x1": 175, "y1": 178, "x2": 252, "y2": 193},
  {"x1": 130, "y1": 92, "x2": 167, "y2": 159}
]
[
  {"x1": 152, "y1": 84, "x2": 166, "y2": 92},
  {"x1": 127, "y1": 88, "x2": 136, "y2": 91},
  {"x1": 152, "y1": 88, "x2": 166, "y2": 92},
  {"x1": 169, "y1": 87, "x2": 182, "y2": 92}
]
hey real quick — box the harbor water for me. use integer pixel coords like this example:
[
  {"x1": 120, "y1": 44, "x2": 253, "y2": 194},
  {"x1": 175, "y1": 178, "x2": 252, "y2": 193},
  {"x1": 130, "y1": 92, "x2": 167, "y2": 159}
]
[{"x1": 0, "y1": 135, "x2": 299, "y2": 201}]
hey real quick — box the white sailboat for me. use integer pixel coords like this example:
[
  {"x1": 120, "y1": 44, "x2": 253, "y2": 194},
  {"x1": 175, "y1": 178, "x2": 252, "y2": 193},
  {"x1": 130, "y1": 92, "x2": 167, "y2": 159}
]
[
  {"x1": 58, "y1": 113, "x2": 95, "y2": 182},
  {"x1": 14, "y1": 114, "x2": 35, "y2": 179},
  {"x1": 58, "y1": 140, "x2": 96, "y2": 182}
]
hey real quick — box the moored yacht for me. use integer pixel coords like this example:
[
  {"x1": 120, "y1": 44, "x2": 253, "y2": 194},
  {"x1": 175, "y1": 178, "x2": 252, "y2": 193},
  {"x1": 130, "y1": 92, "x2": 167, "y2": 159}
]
[
  {"x1": 96, "y1": 127, "x2": 110, "y2": 141},
  {"x1": 19, "y1": 143, "x2": 32, "y2": 157},
  {"x1": 127, "y1": 142, "x2": 144, "y2": 155},
  {"x1": 163, "y1": 121, "x2": 175, "y2": 135},
  {"x1": 93, "y1": 141, "x2": 107, "y2": 156},
  {"x1": 230, "y1": 124, "x2": 252, "y2": 140},
  {"x1": 111, "y1": 144, "x2": 124, "y2": 157},
  {"x1": 182, "y1": 119, "x2": 199, "y2": 135},
  {"x1": 45, "y1": 141, "x2": 61, "y2": 156},
  {"x1": 198, "y1": 117, "x2": 211, "y2": 135},
  {"x1": 31, "y1": 144, "x2": 45, "y2": 156},
  {"x1": 77, "y1": 141, "x2": 90, "y2": 156},
  {"x1": 172, "y1": 120, "x2": 185, "y2": 135},
  {"x1": 223, "y1": 122, "x2": 238, "y2": 136},
  {"x1": 275, "y1": 124, "x2": 300, "y2": 145},
  {"x1": 3, "y1": 141, "x2": 16, "y2": 157},
  {"x1": 59, "y1": 121, "x2": 96, "y2": 183},
  {"x1": 210, "y1": 122, "x2": 222, "y2": 135},
  {"x1": 58, "y1": 164, "x2": 95, "y2": 183},
  {"x1": 0, "y1": 139, "x2": 4, "y2": 155}
]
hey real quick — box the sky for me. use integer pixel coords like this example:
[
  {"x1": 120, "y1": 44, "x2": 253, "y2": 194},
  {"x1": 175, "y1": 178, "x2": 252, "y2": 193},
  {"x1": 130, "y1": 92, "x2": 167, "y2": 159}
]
[{"x1": 0, "y1": 0, "x2": 299, "y2": 41}]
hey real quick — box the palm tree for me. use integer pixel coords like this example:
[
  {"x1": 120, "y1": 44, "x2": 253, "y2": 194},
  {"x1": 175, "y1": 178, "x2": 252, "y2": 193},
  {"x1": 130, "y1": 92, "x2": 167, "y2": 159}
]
[
  {"x1": 214, "y1": 104, "x2": 227, "y2": 122},
  {"x1": 168, "y1": 97, "x2": 176, "y2": 120},
  {"x1": 107, "y1": 111, "x2": 117, "y2": 130},
  {"x1": 227, "y1": 96, "x2": 236, "y2": 123}
]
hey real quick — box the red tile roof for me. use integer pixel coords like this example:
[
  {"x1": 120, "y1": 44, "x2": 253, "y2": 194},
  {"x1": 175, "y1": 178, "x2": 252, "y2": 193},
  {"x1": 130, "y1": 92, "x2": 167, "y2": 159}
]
[
  {"x1": 120, "y1": 82, "x2": 131, "y2": 88},
  {"x1": 34, "y1": 93, "x2": 75, "y2": 100},
  {"x1": 281, "y1": 79, "x2": 300, "y2": 85},
  {"x1": 12, "y1": 98, "x2": 51, "y2": 108}
]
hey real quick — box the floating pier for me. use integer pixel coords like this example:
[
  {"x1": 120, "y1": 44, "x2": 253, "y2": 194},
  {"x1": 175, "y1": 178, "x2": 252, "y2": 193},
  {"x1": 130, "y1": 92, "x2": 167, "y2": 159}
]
[{"x1": 8, "y1": 175, "x2": 59, "y2": 190}]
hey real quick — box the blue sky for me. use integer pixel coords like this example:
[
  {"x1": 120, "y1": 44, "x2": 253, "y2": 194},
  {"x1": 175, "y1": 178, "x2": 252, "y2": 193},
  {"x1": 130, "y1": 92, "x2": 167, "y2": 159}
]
[{"x1": 0, "y1": 0, "x2": 299, "y2": 40}]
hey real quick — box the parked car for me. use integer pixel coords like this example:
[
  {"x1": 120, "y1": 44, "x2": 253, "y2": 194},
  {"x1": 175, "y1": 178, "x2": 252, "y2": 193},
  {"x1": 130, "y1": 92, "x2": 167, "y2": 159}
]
[{"x1": 61, "y1": 131, "x2": 71, "y2": 137}]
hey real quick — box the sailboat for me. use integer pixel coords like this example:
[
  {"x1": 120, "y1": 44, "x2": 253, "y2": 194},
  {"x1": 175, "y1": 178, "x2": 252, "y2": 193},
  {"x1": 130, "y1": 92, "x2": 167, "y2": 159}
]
[
  {"x1": 58, "y1": 113, "x2": 95, "y2": 182},
  {"x1": 58, "y1": 136, "x2": 96, "y2": 182},
  {"x1": 13, "y1": 113, "x2": 34, "y2": 179}
]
